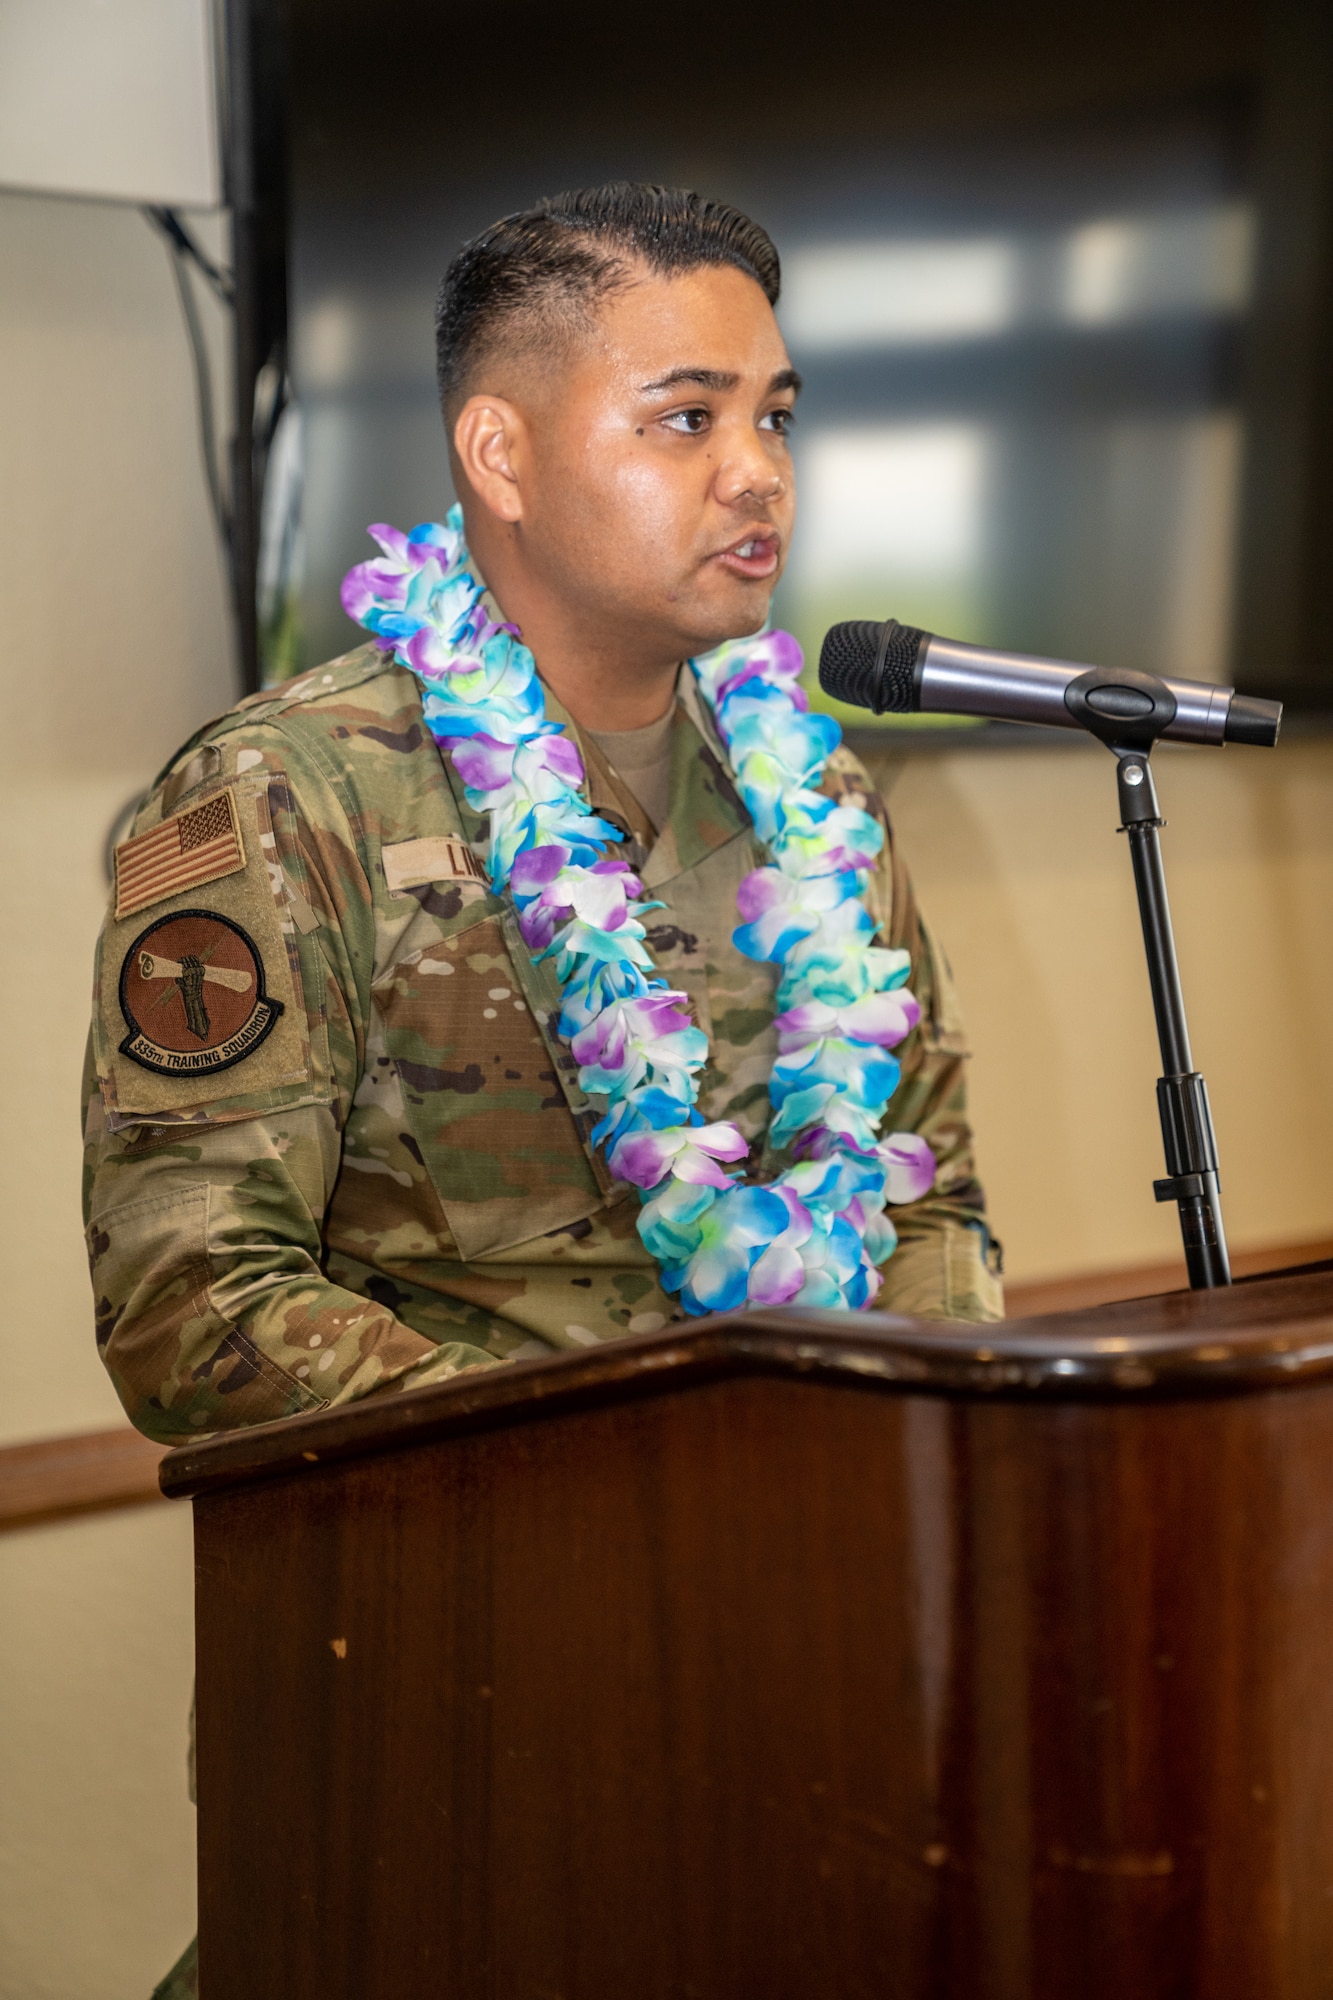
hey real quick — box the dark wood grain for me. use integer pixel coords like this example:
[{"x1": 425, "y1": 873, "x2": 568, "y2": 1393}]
[
  {"x1": 0, "y1": 1425, "x2": 168, "y2": 1531},
  {"x1": 166, "y1": 1265, "x2": 1333, "y2": 1500},
  {"x1": 188, "y1": 1269, "x2": 1333, "y2": 1997}
]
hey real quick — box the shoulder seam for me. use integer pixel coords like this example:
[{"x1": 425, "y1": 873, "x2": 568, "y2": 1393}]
[
  {"x1": 143, "y1": 646, "x2": 396, "y2": 796},
  {"x1": 223, "y1": 643, "x2": 395, "y2": 726}
]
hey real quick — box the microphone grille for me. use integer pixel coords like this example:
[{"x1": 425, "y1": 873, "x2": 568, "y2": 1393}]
[{"x1": 818, "y1": 619, "x2": 927, "y2": 714}]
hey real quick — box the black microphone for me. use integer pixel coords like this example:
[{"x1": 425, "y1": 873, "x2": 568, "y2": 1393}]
[{"x1": 819, "y1": 619, "x2": 1282, "y2": 748}]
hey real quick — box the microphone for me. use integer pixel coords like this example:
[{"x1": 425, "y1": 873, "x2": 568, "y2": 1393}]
[{"x1": 818, "y1": 619, "x2": 1282, "y2": 748}]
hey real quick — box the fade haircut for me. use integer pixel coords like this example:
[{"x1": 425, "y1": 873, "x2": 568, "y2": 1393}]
[{"x1": 434, "y1": 183, "x2": 782, "y2": 413}]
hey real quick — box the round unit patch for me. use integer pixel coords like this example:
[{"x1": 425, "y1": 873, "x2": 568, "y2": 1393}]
[{"x1": 118, "y1": 908, "x2": 284, "y2": 1077}]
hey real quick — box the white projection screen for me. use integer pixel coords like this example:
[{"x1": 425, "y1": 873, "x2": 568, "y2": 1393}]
[{"x1": 0, "y1": 0, "x2": 220, "y2": 208}]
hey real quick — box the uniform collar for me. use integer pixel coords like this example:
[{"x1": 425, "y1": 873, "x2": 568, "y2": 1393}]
[
  {"x1": 546, "y1": 672, "x2": 752, "y2": 888},
  {"x1": 444, "y1": 571, "x2": 753, "y2": 883}
]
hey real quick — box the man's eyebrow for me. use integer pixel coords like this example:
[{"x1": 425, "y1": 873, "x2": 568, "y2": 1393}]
[
  {"x1": 638, "y1": 364, "x2": 805, "y2": 397},
  {"x1": 639, "y1": 366, "x2": 740, "y2": 395}
]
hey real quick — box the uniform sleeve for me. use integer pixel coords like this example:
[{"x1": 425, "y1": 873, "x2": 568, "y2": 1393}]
[
  {"x1": 82, "y1": 726, "x2": 499, "y2": 1446},
  {"x1": 824, "y1": 748, "x2": 1004, "y2": 1323}
]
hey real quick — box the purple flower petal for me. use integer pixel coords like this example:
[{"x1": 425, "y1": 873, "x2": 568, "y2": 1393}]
[
  {"x1": 340, "y1": 559, "x2": 407, "y2": 621},
  {"x1": 747, "y1": 1240, "x2": 806, "y2": 1305},
  {"x1": 690, "y1": 1123, "x2": 750, "y2": 1164},
  {"x1": 882, "y1": 1133, "x2": 936, "y2": 1203},
  {"x1": 518, "y1": 905, "x2": 560, "y2": 951},
  {"x1": 609, "y1": 1129, "x2": 681, "y2": 1188},
  {"x1": 450, "y1": 735, "x2": 517, "y2": 791},
  {"x1": 542, "y1": 732, "x2": 586, "y2": 786},
  {"x1": 367, "y1": 523, "x2": 411, "y2": 563},
  {"x1": 671, "y1": 1151, "x2": 741, "y2": 1189},
  {"x1": 735, "y1": 868, "x2": 786, "y2": 922},
  {"x1": 510, "y1": 843, "x2": 569, "y2": 895},
  {"x1": 403, "y1": 624, "x2": 464, "y2": 678}
]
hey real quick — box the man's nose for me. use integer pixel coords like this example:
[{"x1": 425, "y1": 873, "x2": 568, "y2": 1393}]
[{"x1": 714, "y1": 424, "x2": 786, "y2": 506}]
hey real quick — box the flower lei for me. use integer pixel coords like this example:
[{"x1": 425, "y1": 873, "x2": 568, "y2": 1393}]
[{"x1": 342, "y1": 508, "x2": 934, "y2": 1317}]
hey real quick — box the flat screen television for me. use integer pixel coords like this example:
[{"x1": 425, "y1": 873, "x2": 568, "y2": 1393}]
[{"x1": 275, "y1": 0, "x2": 1333, "y2": 731}]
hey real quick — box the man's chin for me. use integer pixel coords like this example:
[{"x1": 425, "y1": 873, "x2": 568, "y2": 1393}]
[{"x1": 676, "y1": 583, "x2": 776, "y2": 656}]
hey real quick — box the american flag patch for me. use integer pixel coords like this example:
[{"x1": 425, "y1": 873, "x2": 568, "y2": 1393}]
[{"x1": 114, "y1": 791, "x2": 246, "y2": 920}]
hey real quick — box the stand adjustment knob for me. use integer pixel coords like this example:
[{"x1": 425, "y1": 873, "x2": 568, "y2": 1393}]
[{"x1": 1154, "y1": 1173, "x2": 1206, "y2": 1202}]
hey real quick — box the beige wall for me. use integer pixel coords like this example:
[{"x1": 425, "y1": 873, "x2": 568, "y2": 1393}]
[
  {"x1": 865, "y1": 736, "x2": 1333, "y2": 1281},
  {"x1": 1, "y1": 184, "x2": 1331, "y2": 2000},
  {"x1": 0, "y1": 1508, "x2": 197, "y2": 2000},
  {"x1": 0, "y1": 187, "x2": 233, "y2": 1445},
  {"x1": 0, "y1": 187, "x2": 232, "y2": 1998}
]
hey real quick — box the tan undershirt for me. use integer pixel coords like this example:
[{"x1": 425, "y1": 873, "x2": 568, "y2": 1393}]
[{"x1": 585, "y1": 700, "x2": 676, "y2": 835}]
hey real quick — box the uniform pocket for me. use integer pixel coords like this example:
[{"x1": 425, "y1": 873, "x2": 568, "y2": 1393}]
[{"x1": 371, "y1": 912, "x2": 614, "y2": 1260}]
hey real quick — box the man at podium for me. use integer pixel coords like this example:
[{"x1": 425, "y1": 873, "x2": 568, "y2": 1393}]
[{"x1": 83, "y1": 183, "x2": 1001, "y2": 1457}]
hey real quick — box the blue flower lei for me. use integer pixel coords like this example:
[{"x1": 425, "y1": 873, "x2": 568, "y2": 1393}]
[{"x1": 343, "y1": 509, "x2": 935, "y2": 1316}]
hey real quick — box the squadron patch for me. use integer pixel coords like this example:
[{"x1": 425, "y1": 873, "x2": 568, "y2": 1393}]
[{"x1": 118, "y1": 909, "x2": 284, "y2": 1076}]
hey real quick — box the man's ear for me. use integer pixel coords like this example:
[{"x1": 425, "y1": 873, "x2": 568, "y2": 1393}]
[{"x1": 452, "y1": 395, "x2": 527, "y2": 523}]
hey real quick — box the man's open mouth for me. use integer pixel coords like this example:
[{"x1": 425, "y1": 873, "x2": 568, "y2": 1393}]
[{"x1": 715, "y1": 533, "x2": 780, "y2": 580}]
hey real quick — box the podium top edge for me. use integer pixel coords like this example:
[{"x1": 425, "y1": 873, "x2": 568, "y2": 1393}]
[{"x1": 157, "y1": 1263, "x2": 1333, "y2": 1501}]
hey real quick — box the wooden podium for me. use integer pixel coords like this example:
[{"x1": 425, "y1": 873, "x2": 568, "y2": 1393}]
[{"x1": 162, "y1": 1265, "x2": 1333, "y2": 1999}]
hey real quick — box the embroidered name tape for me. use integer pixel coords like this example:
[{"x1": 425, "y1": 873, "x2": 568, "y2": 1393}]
[
  {"x1": 114, "y1": 792, "x2": 245, "y2": 920},
  {"x1": 382, "y1": 836, "x2": 487, "y2": 896}
]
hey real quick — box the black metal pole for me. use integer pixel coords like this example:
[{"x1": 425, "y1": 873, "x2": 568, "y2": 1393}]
[
  {"x1": 224, "y1": 0, "x2": 259, "y2": 692},
  {"x1": 1115, "y1": 754, "x2": 1231, "y2": 1288},
  {"x1": 222, "y1": 0, "x2": 290, "y2": 695}
]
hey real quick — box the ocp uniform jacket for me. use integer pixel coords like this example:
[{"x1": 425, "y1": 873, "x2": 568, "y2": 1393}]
[{"x1": 84, "y1": 644, "x2": 1001, "y2": 1444}]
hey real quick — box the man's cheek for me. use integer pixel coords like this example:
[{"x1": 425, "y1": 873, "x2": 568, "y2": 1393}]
[
  {"x1": 608, "y1": 449, "x2": 693, "y2": 521},
  {"x1": 601, "y1": 466, "x2": 699, "y2": 577}
]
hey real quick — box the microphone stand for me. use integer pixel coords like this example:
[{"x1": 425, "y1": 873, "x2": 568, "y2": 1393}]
[{"x1": 1065, "y1": 671, "x2": 1230, "y2": 1288}]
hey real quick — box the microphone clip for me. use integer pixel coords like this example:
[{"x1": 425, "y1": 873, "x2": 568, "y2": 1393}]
[
  {"x1": 1113, "y1": 751, "x2": 1165, "y2": 832},
  {"x1": 1063, "y1": 666, "x2": 1177, "y2": 829},
  {"x1": 1063, "y1": 666, "x2": 1179, "y2": 755}
]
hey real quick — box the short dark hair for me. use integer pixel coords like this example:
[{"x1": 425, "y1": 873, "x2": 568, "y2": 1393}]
[{"x1": 434, "y1": 182, "x2": 781, "y2": 411}]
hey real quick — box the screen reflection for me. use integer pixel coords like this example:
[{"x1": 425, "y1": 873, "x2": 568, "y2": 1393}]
[{"x1": 290, "y1": 46, "x2": 1276, "y2": 720}]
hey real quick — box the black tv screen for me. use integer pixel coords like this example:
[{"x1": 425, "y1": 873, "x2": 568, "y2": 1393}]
[{"x1": 278, "y1": 0, "x2": 1333, "y2": 727}]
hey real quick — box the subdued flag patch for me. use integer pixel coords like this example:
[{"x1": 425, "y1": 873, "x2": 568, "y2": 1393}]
[{"x1": 114, "y1": 792, "x2": 246, "y2": 920}]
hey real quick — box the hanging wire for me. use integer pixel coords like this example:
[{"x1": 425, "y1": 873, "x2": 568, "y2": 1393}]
[
  {"x1": 105, "y1": 213, "x2": 243, "y2": 873},
  {"x1": 142, "y1": 204, "x2": 234, "y2": 306},
  {"x1": 140, "y1": 205, "x2": 304, "y2": 688},
  {"x1": 141, "y1": 205, "x2": 233, "y2": 555}
]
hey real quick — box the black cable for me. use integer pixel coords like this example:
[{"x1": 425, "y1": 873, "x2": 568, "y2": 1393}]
[
  {"x1": 142, "y1": 203, "x2": 234, "y2": 305},
  {"x1": 143, "y1": 207, "x2": 232, "y2": 555},
  {"x1": 252, "y1": 353, "x2": 289, "y2": 471}
]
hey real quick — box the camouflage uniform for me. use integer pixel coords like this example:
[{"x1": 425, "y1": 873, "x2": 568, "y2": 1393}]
[
  {"x1": 150, "y1": 1939, "x2": 197, "y2": 2000},
  {"x1": 84, "y1": 644, "x2": 1001, "y2": 1449}
]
